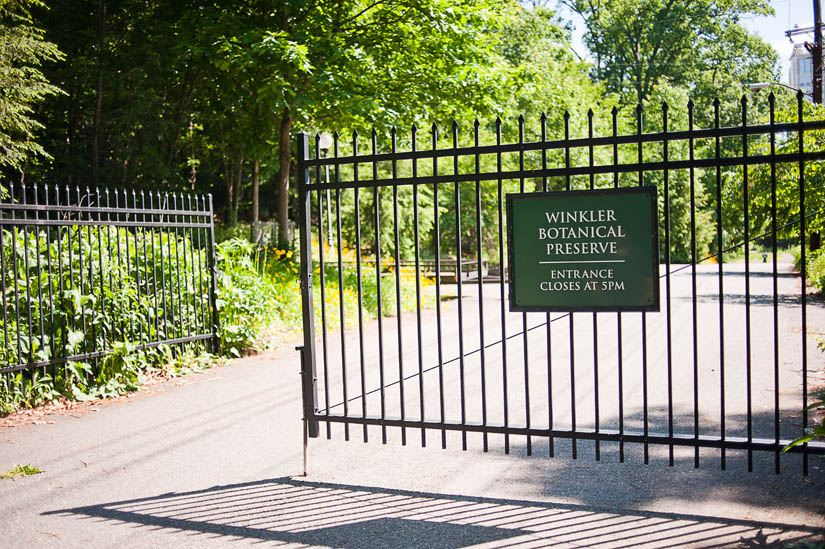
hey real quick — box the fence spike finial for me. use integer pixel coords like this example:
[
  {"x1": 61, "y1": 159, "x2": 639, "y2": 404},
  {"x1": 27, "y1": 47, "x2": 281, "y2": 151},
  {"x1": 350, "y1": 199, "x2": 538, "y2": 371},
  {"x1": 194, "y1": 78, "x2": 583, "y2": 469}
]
[
  {"x1": 797, "y1": 89, "x2": 805, "y2": 101},
  {"x1": 768, "y1": 91, "x2": 776, "y2": 105},
  {"x1": 495, "y1": 116, "x2": 502, "y2": 127},
  {"x1": 474, "y1": 118, "x2": 480, "y2": 129},
  {"x1": 661, "y1": 101, "x2": 668, "y2": 112},
  {"x1": 636, "y1": 103, "x2": 643, "y2": 115},
  {"x1": 587, "y1": 108, "x2": 594, "y2": 117},
  {"x1": 517, "y1": 114, "x2": 525, "y2": 124},
  {"x1": 540, "y1": 111, "x2": 547, "y2": 121},
  {"x1": 741, "y1": 93, "x2": 748, "y2": 106},
  {"x1": 411, "y1": 123, "x2": 417, "y2": 135},
  {"x1": 687, "y1": 99, "x2": 694, "y2": 111},
  {"x1": 713, "y1": 97, "x2": 721, "y2": 108},
  {"x1": 611, "y1": 106, "x2": 618, "y2": 116},
  {"x1": 391, "y1": 125, "x2": 397, "y2": 136},
  {"x1": 371, "y1": 127, "x2": 377, "y2": 138},
  {"x1": 563, "y1": 110, "x2": 570, "y2": 120}
]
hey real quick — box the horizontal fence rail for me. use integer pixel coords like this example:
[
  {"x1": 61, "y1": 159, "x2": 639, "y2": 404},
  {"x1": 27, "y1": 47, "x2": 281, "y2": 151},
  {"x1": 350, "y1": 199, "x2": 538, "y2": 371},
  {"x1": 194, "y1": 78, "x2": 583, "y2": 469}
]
[
  {"x1": 298, "y1": 93, "x2": 825, "y2": 475},
  {"x1": 0, "y1": 184, "x2": 219, "y2": 377}
]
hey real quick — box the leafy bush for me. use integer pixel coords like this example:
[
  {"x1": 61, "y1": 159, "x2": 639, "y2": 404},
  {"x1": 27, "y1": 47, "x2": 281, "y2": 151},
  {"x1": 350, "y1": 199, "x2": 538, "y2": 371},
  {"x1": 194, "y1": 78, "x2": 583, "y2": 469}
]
[
  {"x1": 215, "y1": 237, "x2": 435, "y2": 356},
  {"x1": 0, "y1": 230, "x2": 431, "y2": 415},
  {"x1": 793, "y1": 247, "x2": 825, "y2": 294}
]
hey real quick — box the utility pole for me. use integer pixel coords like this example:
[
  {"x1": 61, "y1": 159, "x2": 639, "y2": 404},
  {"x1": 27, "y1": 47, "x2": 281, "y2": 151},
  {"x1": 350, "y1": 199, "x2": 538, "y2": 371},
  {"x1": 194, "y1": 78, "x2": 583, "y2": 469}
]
[
  {"x1": 814, "y1": 0, "x2": 823, "y2": 105},
  {"x1": 813, "y1": 0, "x2": 823, "y2": 250}
]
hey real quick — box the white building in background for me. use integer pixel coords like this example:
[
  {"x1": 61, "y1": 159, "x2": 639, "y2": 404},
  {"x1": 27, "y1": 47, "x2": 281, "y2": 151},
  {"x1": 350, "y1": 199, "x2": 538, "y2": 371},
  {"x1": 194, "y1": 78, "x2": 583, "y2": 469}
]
[{"x1": 789, "y1": 42, "x2": 823, "y2": 102}]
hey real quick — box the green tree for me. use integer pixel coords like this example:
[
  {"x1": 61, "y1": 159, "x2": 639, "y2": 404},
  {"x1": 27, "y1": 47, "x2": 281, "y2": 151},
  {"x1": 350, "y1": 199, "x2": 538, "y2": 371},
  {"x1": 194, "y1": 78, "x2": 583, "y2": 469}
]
[
  {"x1": 563, "y1": 0, "x2": 775, "y2": 104},
  {"x1": 0, "y1": 0, "x2": 63, "y2": 176},
  {"x1": 202, "y1": 0, "x2": 514, "y2": 245}
]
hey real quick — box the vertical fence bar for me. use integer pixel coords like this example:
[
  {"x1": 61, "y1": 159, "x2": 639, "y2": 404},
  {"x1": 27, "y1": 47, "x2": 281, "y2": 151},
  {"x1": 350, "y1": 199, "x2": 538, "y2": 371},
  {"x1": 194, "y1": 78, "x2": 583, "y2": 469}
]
[
  {"x1": 433, "y1": 123, "x2": 446, "y2": 450},
  {"x1": 518, "y1": 115, "x2": 531, "y2": 457},
  {"x1": 56, "y1": 186, "x2": 66, "y2": 368},
  {"x1": 85, "y1": 187, "x2": 96, "y2": 370},
  {"x1": 796, "y1": 91, "x2": 809, "y2": 476},
  {"x1": 496, "y1": 117, "x2": 509, "y2": 455},
  {"x1": 372, "y1": 128, "x2": 387, "y2": 445},
  {"x1": 541, "y1": 112, "x2": 553, "y2": 458},
  {"x1": 21, "y1": 184, "x2": 35, "y2": 366},
  {"x1": 297, "y1": 131, "x2": 319, "y2": 439},
  {"x1": 769, "y1": 93, "x2": 780, "y2": 474},
  {"x1": 106, "y1": 189, "x2": 119, "y2": 343},
  {"x1": 612, "y1": 106, "x2": 624, "y2": 463},
  {"x1": 316, "y1": 135, "x2": 331, "y2": 440},
  {"x1": 172, "y1": 193, "x2": 184, "y2": 343},
  {"x1": 137, "y1": 190, "x2": 147, "y2": 344},
  {"x1": 412, "y1": 125, "x2": 426, "y2": 448},
  {"x1": 564, "y1": 111, "x2": 576, "y2": 460},
  {"x1": 474, "y1": 118, "x2": 489, "y2": 452},
  {"x1": 741, "y1": 96, "x2": 753, "y2": 472},
  {"x1": 391, "y1": 126, "x2": 406, "y2": 446},
  {"x1": 688, "y1": 100, "x2": 699, "y2": 469},
  {"x1": 43, "y1": 186, "x2": 54, "y2": 374},
  {"x1": 354, "y1": 130, "x2": 368, "y2": 443},
  {"x1": 95, "y1": 187, "x2": 106, "y2": 349},
  {"x1": 160, "y1": 192, "x2": 170, "y2": 343},
  {"x1": 453, "y1": 121, "x2": 467, "y2": 451},
  {"x1": 11, "y1": 184, "x2": 22, "y2": 367},
  {"x1": 147, "y1": 191, "x2": 159, "y2": 343},
  {"x1": 0, "y1": 192, "x2": 9, "y2": 367},
  {"x1": 207, "y1": 194, "x2": 220, "y2": 354},
  {"x1": 77, "y1": 186, "x2": 90, "y2": 360},
  {"x1": 192, "y1": 194, "x2": 205, "y2": 347},
  {"x1": 637, "y1": 104, "x2": 649, "y2": 465},
  {"x1": 587, "y1": 109, "x2": 600, "y2": 462},
  {"x1": 184, "y1": 194, "x2": 195, "y2": 345},
  {"x1": 334, "y1": 132, "x2": 350, "y2": 442},
  {"x1": 180, "y1": 193, "x2": 194, "y2": 344},
  {"x1": 33, "y1": 185, "x2": 47, "y2": 370},
  {"x1": 65, "y1": 186, "x2": 74, "y2": 365},
  {"x1": 662, "y1": 103, "x2": 674, "y2": 467},
  {"x1": 714, "y1": 98, "x2": 726, "y2": 470}
]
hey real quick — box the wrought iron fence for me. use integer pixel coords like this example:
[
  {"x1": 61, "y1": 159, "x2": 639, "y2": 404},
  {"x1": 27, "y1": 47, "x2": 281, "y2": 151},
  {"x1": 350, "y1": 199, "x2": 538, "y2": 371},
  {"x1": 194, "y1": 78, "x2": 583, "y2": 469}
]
[
  {"x1": 297, "y1": 92, "x2": 825, "y2": 474},
  {"x1": 0, "y1": 184, "x2": 219, "y2": 377}
]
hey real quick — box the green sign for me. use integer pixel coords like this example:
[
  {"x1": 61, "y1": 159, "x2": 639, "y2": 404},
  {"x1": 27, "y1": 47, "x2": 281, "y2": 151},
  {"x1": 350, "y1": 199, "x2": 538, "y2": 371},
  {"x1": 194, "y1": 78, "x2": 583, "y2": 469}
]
[{"x1": 506, "y1": 187, "x2": 659, "y2": 312}]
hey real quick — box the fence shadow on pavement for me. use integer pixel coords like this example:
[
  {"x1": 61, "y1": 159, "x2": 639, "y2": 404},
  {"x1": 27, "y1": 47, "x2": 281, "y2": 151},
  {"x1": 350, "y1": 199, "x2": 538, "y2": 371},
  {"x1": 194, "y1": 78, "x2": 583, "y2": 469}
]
[{"x1": 44, "y1": 477, "x2": 824, "y2": 548}]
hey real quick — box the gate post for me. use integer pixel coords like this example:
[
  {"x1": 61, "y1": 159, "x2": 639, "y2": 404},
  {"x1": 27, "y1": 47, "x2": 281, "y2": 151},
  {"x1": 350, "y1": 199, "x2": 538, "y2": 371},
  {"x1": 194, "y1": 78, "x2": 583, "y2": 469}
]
[
  {"x1": 207, "y1": 193, "x2": 221, "y2": 355},
  {"x1": 297, "y1": 131, "x2": 320, "y2": 438}
]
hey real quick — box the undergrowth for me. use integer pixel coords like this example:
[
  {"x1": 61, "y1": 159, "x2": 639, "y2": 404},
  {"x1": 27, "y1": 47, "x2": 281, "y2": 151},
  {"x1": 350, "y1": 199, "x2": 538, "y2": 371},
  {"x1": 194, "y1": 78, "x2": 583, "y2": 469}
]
[{"x1": 1, "y1": 234, "x2": 432, "y2": 416}]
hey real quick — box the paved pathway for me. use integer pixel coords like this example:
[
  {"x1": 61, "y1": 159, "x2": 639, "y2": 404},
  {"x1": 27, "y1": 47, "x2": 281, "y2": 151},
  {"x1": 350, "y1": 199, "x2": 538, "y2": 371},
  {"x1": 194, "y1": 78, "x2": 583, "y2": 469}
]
[{"x1": 1, "y1": 263, "x2": 825, "y2": 547}]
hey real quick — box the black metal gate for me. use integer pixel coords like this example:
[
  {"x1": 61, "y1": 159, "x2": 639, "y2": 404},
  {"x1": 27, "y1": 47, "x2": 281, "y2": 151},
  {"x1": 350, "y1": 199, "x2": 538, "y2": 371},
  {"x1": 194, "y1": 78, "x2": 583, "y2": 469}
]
[{"x1": 297, "y1": 94, "x2": 825, "y2": 474}]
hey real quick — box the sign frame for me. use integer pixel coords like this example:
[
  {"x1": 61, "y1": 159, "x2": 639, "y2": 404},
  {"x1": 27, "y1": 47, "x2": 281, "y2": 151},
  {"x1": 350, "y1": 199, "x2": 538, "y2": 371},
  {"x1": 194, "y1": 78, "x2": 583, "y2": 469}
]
[{"x1": 506, "y1": 187, "x2": 660, "y2": 313}]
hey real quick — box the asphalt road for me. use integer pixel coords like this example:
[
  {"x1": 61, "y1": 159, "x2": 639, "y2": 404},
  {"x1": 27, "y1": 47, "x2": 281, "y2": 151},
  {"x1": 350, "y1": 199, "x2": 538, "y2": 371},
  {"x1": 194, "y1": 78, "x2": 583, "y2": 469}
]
[{"x1": 1, "y1": 260, "x2": 824, "y2": 548}]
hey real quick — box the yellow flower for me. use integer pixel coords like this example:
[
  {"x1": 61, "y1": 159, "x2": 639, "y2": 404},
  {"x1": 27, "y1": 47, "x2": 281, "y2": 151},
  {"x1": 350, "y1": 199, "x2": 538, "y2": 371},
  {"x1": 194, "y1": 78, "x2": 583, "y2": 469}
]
[{"x1": 286, "y1": 250, "x2": 293, "y2": 258}]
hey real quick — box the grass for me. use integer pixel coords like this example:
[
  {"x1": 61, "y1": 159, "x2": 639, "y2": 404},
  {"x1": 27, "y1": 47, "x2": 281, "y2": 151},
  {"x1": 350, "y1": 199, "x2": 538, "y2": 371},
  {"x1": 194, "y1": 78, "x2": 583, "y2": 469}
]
[{"x1": 1, "y1": 464, "x2": 42, "y2": 479}]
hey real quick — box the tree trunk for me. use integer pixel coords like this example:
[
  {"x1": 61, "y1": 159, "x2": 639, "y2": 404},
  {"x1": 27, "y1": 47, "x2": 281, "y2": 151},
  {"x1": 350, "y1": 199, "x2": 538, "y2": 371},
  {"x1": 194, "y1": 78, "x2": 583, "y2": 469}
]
[
  {"x1": 230, "y1": 150, "x2": 243, "y2": 226},
  {"x1": 252, "y1": 158, "x2": 260, "y2": 223},
  {"x1": 225, "y1": 147, "x2": 243, "y2": 226},
  {"x1": 277, "y1": 108, "x2": 292, "y2": 247}
]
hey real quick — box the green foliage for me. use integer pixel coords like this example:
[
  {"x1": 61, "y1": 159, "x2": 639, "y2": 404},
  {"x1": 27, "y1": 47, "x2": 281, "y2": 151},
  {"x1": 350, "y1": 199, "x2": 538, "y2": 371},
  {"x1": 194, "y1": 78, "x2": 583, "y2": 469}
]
[
  {"x1": 0, "y1": 463, "x2": 42, "y2": 479},
  {"x1": 0, "y1": 0, "x2": 64, "y2": 172},
  {"x1": 784, "y1": 379, "x2": 825, "y2": 452},
  {"x1": 747, "y1": 100, "x2": 825, "y2": 243},
  {"x1": 564, "y1": 0, "x2": 776, "y2": 104},
  {"x1": 793, "y1": 248, "x2": 825, "y2": 294},
  {"x1": 0, "y1": 225, "x2": 211, "y2": 367}
]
